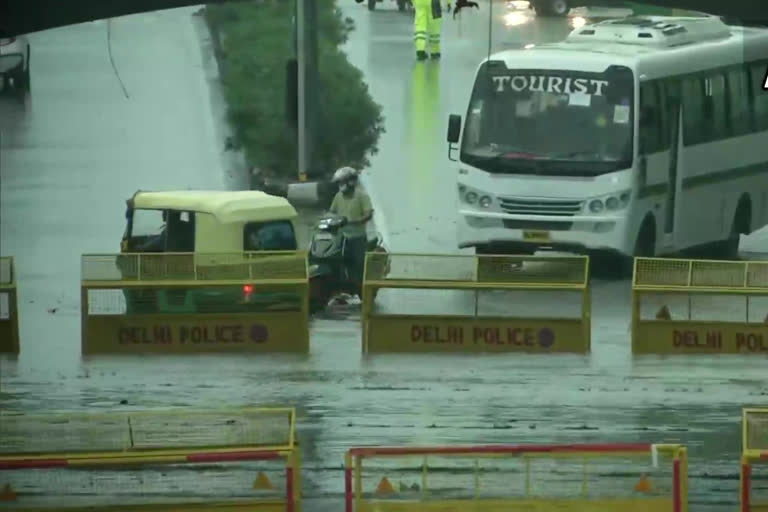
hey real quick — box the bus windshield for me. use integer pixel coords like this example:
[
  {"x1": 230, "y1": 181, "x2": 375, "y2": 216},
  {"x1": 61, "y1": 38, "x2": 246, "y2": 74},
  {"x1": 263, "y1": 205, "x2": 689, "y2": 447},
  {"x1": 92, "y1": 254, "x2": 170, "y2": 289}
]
[{"x1": 461, "y1": 63, "x2": 635, "y2": 176}]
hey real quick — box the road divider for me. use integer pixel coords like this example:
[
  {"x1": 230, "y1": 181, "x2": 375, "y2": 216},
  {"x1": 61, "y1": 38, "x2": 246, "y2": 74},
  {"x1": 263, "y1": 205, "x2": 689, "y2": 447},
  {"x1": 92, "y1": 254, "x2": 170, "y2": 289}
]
[
  {"x1": 80, "y1": 251, "x2": 310, "y2": 354},
  {"x1": 0, "y1": 256, "x2": 19, "y2": 354},
  {"x1": 631, "y1": 257, "x2": 768, "y2": 354},
  {"x1": 360, "y1": 253, "x2": 591, "y2": 353},
  {"x1": 344, "y1": 442, "x2": 688, "y2": 512},
  {"x1": 0, "y1": 407, "x2": 300, "y2": 511}
]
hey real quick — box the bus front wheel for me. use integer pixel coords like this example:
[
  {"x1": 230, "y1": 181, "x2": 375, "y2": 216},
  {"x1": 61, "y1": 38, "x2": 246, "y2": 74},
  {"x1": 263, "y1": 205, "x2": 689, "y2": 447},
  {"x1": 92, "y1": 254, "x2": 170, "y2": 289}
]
[{"x1": 622, "y1": 217, "x2": 656, "y2": 277}]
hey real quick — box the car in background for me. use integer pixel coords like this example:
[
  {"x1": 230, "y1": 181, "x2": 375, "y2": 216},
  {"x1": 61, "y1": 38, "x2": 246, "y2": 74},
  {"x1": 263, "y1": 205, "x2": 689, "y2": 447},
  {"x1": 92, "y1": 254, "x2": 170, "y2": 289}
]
[
  {"x1": 528, "y1": 0, "x2": 690, "y2": 17},
  {"x1": 0, "y1": 35, "x2": 30, "y2": 93},
  {"x1": 366, "y1": 0, "x2": 412, "y2": 12}
]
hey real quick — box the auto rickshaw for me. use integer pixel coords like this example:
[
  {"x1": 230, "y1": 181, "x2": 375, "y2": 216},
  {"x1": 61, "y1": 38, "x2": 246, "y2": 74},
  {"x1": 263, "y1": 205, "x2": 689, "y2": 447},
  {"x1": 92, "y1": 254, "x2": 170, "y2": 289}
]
[{"x1": 119, "y1": 190, "x2": 307, "y2": 315}]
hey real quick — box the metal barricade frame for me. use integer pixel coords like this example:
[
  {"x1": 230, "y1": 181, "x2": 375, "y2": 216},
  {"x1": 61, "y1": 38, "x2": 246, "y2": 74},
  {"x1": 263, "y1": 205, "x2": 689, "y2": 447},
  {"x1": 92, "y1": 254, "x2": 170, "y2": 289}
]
[
  {"x1": 361, "y1": 253, "x2": 591, "y2": 353},
  {"x1": 0, "y1": 256, "x2": 19, "y2": 354},
  {"x1": 80, "y1": 252, "x2": 310, "y2": 354},
  {"x1": 741, "y1": 408, "x2": 768, "y2": 512},
  {"x1": 344, "y1": 442, "x2": 688, "y2": 512},
  {"x1": 631, "y1": 257, "x2": 768, "y2": 354},
  {"x1": 0, "y1": 407, "x2": 301, "y2": 512}
]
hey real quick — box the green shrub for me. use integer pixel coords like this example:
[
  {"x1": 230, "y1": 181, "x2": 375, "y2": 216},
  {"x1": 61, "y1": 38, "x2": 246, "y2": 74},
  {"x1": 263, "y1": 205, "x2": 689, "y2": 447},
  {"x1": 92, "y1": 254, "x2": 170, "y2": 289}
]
[{"x1": 205, "y1": 0, "x2": 385, "y2": 180}]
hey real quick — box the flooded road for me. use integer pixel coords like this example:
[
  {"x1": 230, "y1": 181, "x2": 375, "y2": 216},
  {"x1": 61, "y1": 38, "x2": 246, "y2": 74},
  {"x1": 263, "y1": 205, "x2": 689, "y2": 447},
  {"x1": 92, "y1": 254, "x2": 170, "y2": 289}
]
[{"x1": 1, "y1": 2, "x2": 767, "y2": 510}]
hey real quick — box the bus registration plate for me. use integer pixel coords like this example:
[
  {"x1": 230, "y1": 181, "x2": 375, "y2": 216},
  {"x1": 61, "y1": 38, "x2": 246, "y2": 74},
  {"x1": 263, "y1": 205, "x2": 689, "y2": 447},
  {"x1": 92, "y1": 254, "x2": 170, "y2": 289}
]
[{"x1": 523, "y1": 230, "x2": 551, "y2": 243}]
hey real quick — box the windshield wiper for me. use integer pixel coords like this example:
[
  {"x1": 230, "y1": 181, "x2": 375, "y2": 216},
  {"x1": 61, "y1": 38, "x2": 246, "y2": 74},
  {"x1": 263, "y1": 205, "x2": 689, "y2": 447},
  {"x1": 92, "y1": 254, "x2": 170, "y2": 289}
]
[
  {"x1": 464, "y1": 151, "x2": 543, "y2": 172},
  {"x1": 552, "y1": 151, "x2": 603, "y2": 159}
]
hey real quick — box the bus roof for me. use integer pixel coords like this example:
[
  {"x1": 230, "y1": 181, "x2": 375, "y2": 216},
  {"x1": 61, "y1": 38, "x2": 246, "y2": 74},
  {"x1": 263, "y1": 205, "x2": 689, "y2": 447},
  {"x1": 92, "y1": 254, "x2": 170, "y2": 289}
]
[
  {"x1": 130, "y1": 190, "x2": 298, "y2": 224},
  {"x1": 484, "y1": 15, "x2": 768, "y2": 78}
]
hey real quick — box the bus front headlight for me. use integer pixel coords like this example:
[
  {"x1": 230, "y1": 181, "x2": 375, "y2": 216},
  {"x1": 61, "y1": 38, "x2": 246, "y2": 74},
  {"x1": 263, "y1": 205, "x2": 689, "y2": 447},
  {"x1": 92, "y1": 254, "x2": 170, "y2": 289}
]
[
  {"x1": 465, "y1": 191, "x2": 478, "y2": 204},
  {"x1": 479, "y1": 196, "x2": 492, "y2": 208},
  {"x1": 589, "y1": 190, "x2": 631, "y2": 213},
  {"x1": 619, "y1": 191, "x2": 631, "y2": 206}
]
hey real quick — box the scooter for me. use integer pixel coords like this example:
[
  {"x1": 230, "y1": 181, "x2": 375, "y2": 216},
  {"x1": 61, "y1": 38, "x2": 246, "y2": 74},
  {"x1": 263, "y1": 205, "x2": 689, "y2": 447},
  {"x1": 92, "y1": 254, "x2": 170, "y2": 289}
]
[{"x1": 308, "y1": 214, "x2": 389, "y2": 314}]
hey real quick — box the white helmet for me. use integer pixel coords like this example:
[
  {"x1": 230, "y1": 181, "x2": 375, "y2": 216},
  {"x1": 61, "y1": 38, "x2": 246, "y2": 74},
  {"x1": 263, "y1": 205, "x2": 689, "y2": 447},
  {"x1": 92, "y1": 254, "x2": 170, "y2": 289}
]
[{"x1": 332, "y1": 166, "x2": 358, "y2": 183}]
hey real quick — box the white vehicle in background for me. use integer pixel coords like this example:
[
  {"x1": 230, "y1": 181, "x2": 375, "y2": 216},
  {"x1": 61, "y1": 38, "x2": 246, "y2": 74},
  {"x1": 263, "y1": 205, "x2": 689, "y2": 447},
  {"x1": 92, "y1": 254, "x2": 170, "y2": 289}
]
[
  {"x1": 446, "y1": 14, "x2": 768, "y2": 267},
  {"x1": 0, "y1": 35, "x2": 30, "y2": 93}
]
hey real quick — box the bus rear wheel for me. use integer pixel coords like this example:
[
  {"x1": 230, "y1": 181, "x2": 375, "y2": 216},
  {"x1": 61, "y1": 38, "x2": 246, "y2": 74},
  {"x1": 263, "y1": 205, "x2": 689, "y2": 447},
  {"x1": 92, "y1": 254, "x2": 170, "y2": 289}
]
[{"x1": 721, "y1": 199, "x2": 751, "y2": 260}]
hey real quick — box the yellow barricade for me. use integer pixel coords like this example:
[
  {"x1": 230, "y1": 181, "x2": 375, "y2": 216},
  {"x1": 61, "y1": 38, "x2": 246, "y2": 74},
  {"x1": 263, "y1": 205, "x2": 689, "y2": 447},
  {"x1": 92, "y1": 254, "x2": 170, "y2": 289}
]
[
  {"x1": 0, "y1": 407, "x2": 301, "y2": 512},
  {"x1": 344, "y1": 442, "x2": 688, "y2": 512},
  {"x1": 80, "y1": 251, "x2": 309, "y2": 354},
  {"x1": 0, "y1": 256, "x2": 19, "y2": 354},
  {"x1": 631, "y1": 257, "x2": 768, "y2": 354},
  {"x1": 361, "y1": 253, "x2": 591, "y2": 353},
  {"x1": 741, "y1": 408, "x2": 768, "y2": 512}
]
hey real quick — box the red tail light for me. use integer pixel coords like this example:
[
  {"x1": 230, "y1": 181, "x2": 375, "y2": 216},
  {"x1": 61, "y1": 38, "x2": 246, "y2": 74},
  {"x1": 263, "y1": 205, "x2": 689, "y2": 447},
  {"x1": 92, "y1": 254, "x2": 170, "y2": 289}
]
[{"x1": 243, "y1": 284, "x2": 254, "y2": 294}]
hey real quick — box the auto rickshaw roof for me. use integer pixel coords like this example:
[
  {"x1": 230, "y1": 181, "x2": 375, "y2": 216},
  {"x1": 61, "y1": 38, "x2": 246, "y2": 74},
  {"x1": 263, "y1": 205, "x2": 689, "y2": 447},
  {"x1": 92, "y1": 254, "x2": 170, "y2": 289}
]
[{"x1": 130, "y1": 190, "x2": 298, "y2": 224}]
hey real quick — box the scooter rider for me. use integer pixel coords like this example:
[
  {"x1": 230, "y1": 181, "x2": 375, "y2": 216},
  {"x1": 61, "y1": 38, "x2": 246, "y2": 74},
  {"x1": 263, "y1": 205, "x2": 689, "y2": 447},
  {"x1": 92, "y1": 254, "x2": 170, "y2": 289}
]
[{"x1": 328, "y1": 166, "x2": 374, "y2": 297}]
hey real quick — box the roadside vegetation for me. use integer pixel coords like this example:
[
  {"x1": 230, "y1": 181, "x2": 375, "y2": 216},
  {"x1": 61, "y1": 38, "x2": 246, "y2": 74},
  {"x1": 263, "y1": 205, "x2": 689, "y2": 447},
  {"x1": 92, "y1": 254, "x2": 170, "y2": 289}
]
[{"x1": 204, "y1": 0, "x2": 385, "y2": 182}]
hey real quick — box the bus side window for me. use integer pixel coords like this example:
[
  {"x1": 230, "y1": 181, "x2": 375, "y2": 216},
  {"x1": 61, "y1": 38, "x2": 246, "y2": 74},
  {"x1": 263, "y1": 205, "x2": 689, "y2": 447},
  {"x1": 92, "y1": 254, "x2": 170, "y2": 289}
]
[
  {"x1": 750, "y1": 61, "x2": 768, "y2": 131},
  {"x1": 662, "y1": 79, "x2": 681, "y2": 142},
  {"x1": 726, "y1": 65, "x2": 752, "y2": 136},
  {"x1": 639, "y1": 82, "x2": 662, "y2": 154},
  {"x1": 682, "y1": 76, "x2": 705, "y2": 146},
  {"x1": 702, "y1": 72, "x2": 727, "y2": 141}
]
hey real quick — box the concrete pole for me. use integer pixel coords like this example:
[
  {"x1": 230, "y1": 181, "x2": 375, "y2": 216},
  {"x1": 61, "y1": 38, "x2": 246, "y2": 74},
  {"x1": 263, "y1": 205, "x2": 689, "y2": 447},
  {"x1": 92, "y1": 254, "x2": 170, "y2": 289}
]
[
  {"x1": 295, "y1": 0, "x2": 318, "y2": 183},
  {"x1": 296, "y1": 0, "x2": 307, "y2": 182}
]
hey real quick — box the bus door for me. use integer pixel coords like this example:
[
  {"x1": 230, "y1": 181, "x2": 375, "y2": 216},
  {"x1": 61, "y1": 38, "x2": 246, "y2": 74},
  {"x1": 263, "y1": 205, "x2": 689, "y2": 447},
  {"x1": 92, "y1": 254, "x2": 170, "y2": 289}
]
[
  {"x1": 639, "y1": 80, "x2": 679, "y2": 251},
  {"x1": 663, "y1": 80, "x2": 683, "y2": 248}
]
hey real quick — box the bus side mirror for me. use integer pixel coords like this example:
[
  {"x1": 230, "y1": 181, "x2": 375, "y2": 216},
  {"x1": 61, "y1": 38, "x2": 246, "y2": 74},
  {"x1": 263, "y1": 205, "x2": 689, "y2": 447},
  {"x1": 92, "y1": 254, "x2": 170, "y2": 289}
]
[
  {"x1": 447, "y1": 114, "x2": 462, "y2": 143},
  {"x1": 447, "y1": 114, "x2": 461, "y2": 162}
]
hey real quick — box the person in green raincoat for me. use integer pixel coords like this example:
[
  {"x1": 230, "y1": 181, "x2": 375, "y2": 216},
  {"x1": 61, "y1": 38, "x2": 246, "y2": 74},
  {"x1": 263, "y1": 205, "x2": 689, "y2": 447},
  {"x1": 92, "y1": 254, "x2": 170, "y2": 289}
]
[
  {"x1": 411, "y1": 0, "x2": 479, "y2": 60},
  {"x1": 412, "y1": 0, "x2": 444, "y2": 61}
]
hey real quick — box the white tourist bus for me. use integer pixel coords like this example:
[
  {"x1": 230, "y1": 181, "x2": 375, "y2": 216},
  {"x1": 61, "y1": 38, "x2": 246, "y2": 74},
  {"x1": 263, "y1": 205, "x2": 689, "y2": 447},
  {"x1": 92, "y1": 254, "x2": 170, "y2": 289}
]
[{"x1": 447, "y1": 14, "x2": 768, "y2": 265}]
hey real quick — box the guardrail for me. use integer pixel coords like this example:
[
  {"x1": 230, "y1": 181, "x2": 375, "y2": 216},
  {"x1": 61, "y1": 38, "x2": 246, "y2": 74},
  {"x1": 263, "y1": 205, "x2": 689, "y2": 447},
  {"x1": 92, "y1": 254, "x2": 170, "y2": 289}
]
[
  {"x1": 631, "y1": 257, "x2": 768, "y2": 354},
  {"x1": 360, "y1": 253, "x2": 591, "y2": 353},
  {"x1": 80, "y1": 252, "x2": 310, "y2": 354},
  {"x1": 344, "y1": 442, "x2": 687, "y2": 512},
  {"x1": 0, "y1": 256, "x2": 19, "y2": 354},
  {"x1": 0, "y1": 407, "x2": 300, "y2": 511}
]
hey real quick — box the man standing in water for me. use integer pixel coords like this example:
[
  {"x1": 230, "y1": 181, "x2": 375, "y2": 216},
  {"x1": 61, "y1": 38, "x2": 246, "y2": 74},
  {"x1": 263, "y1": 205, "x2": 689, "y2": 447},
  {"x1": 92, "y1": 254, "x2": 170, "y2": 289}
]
[
  {"x1": 329, "y1": 167, "x2": 374, "y2": 301},
  {"x1": 412, "y1": 0, "x2": 480, "y2": 60},
  {"x1": 413, "y1": 0, "x2": 444, "y2": 60}
]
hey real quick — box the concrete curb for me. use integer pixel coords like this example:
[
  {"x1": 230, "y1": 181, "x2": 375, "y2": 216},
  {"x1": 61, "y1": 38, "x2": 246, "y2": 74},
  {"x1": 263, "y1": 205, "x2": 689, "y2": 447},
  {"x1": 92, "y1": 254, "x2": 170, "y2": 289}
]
[
  {"x1": 739, "y1": 250, "x2": 768, "y2": 260},
  {"x1": 257, "y1": 179, "x2": 335, "y2": 209}
]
